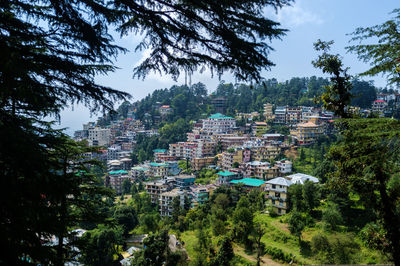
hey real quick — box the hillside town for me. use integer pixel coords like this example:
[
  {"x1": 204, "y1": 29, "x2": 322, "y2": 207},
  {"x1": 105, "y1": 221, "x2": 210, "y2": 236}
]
[{"x1": 73, "y1": 91, "x2": 395, "y2": 218}]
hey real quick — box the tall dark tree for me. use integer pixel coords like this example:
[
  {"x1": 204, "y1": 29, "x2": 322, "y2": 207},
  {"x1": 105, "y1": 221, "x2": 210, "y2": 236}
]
[
  {"x1": 1, "y1": 0, "x2": 294, "y2": 263},
  {"x1": 350, "y1": 79, "x2": 377, "y2": 108},
  {"x1": 312, "y1": 40, "x2": 353, "y2": 118},
  {"x1": 329, "y1": 118, "x2": 400, "y2": 264}
]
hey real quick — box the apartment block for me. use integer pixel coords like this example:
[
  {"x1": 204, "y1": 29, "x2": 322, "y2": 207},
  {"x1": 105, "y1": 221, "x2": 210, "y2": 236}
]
[
  {"x1": 274, "y1": 106, "x2": 286, "y2": 124},
  {"x1": 202, "y1": 113, "x2": 236, "y2": 134},
  {"x1": 191, "y1": 157, "x2": 216, "y2": 171},
  {"x1": 88, "y1": 127, "x2": 111, "y2": 146},
  {"x1": 263, "y1": 103, "x2": 274, "y2": 120},
  {"x1": 265, "y1": 177, "x2": 292, "y2": 215},
  {"x1": 290, "y1": 121, "x2": 323, "y2": 145},
  {"x1": 145, "y1": 180, "x2": 169, "y2": 204},
  {"x1": 108, "y1": 170, "x2": 131, "y2": 195},
  {"x1": 252, "y1": 146, "x2": 281, "y2": 161},
  {"x1": 148, "y1": 162, "x2": 169, "y2": 177},
  {"x1": 159, "y1": 189, "x2": 186, "y2": 217}
]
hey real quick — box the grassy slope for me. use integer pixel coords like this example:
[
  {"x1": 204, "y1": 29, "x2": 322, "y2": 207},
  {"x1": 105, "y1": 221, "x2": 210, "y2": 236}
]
[{"x1": 181, "y1": 213, "x2": 387, "y2": 265}]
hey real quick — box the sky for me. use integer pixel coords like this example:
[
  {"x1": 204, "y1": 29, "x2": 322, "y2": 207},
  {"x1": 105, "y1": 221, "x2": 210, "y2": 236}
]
[{"x1": 57, "y1": 0, "x2": 400, "y2": 135}]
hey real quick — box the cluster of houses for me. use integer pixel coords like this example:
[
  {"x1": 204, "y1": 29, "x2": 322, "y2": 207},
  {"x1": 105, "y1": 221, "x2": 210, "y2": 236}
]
[{"x1": 73, "y1": 102, "x2": 333, "y2": 216}]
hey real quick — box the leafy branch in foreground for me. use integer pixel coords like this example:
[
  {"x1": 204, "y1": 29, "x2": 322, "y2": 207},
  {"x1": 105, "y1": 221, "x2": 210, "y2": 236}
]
[
  {"x1": 116, "y1": 0, "x2": 294, "y2": 81},
  {"x1": 347, "y1": 8, "x2": 400, "y2": 85}
]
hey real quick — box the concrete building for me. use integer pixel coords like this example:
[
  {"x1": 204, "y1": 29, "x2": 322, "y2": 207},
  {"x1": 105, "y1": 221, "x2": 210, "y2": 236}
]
[
  {"x1": 263, "y1": 103, "x2": 274, "y2": 120},
  {"x1": 169, "y1": 142, "x2": 185, "y2": 159},
  {"x1": 291, "y1": 121, "x2": 323, "y2": 145},
  {"x1": 153, "y1": 149, "x2": 168, "y2": 161},
  {"x1": 189, "y1": 186, "x2": 209, "y2": 207},
  {"x1": 217, "y1": 170, "x2": 239, "y2": 184},
  {"x1": 220, "y1": 136, "x2": 249, "y2": 151},
  {"x1": 145, "y1": 180, "x2": 170, "y2": 204},
  {"x1": 241, "y1": 161, "x2": 270, "y2": 178},
  {"x1": 252, "y1": 122, "x2": 268, "y2": 136},
  {"x1": 275, "y1": 159, "x2": 293, "y2": 174},
  {"x1": 253, "y1": 165, "x2": 279, "y2": 180},
  {"x1": 211, "y1": 96, "x2": 227, "y2": 114},
  {"x1": 175, "y1": 175, "x2": 196, "y2": 190},
  {"x1": 88, "y1": 127, "x2": 111, "y2": 146},
  {"x1": 108, "y1": 170, "x2": 131, "y2": 195},
  {"x1": 372, "y1": 100, "x2": 387, "y2": 113},
  {"x1": 131, "y1": 166, "x2": 148, "y2": 180},
  {"x1": 252, "y1": 146, "x2": 281, "y2": 161},
  {"x1": 159, "y1": 189, "x2": 186, "y2": 217},
  {"x1": 274, "y1": 106, "x2": 286, "y2": 124},
  {"x1": 265, "y1": 177, "x2": 292, "y2": 215},
  {"x1": 159, "y1": 105, "x2": 172, "y2": 116},
  {"x1": 230, "y1": 178, "x2": 266, "y2": 191},
  {"x1": 220, "y1": 148, "x2": 251, "y2": 170},
  {"x1": 148, "y1": 162, "x2": 169, "y2": 177},
  {"x1": 202, "y1": 113, "x2": 236, "y2": 134},
  {"x1": 191, "y1": 157, "x2": 216, "y2": 171},
  {"x1": 285, "y1": 107, "x2": 302, "y2": 126}
]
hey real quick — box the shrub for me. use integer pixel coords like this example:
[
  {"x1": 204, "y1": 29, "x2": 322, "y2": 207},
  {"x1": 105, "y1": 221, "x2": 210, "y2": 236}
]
[
  {"x1": 264, "y1": 246, "x2": 294, "y2": 263},
  {"x1": 322, "y1": 203, "x2": 343, "y2": 231}
]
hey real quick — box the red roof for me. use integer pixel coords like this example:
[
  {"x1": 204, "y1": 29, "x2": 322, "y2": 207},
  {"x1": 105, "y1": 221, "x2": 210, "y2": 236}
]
[
  {"x1": 374, "y1": 100, "x2": 386, "y2": 103},
  {"x1": 161, "y1": 105, "x2": 170, "y2": 108}
]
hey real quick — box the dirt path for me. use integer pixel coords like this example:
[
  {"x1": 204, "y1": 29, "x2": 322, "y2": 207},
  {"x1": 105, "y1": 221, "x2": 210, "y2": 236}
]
[{"x1": 233, "y1": 245, "x2": 285, "y2": 266}]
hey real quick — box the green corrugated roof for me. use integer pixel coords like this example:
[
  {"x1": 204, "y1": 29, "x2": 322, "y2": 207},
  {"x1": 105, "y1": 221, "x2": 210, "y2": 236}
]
[
  {"x1": 109, "y1": 170, "x2": 129, "y2": 175},
  {"x1": 217, "y1": 171, "x2": 237, "y2": 177},
  {"x1": 153, "y1": 149, "x2": 167, "y2": 153},
  {"x1": 209, "y1": 113, "x2": 233, "y2": 119},
  {"x1": 132, "y1": 166, "x2": 148, "y2": 171},
  {"x1": 230, "y1": 178, "x2": 265, "y2": 187},
  {"x1": 149, "y1": 162, "x2": 168, "y2": 166}
]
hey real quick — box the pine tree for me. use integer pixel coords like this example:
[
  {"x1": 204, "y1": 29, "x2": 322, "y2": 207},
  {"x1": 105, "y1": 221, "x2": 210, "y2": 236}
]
[{"x1": 0, "y1": 0, "x2": 294, "y2": 263}]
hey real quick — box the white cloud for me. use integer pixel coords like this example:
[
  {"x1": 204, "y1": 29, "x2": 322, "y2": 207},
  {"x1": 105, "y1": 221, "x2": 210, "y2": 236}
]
[{"x1": 269, "y1": 2, "x2": 324, "y2": 28}]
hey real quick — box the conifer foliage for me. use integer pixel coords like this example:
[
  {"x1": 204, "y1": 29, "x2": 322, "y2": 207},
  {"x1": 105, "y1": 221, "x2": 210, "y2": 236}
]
[{"x1": 0, "y1": 0, "x2": 292, "y2": 264}]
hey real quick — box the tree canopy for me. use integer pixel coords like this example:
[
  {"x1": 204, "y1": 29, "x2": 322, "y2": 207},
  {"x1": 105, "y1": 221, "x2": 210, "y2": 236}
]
[
  {"x1": 347, "y1": 8, "x2": 400, "y2": 85},
  {"x1": 0, "y1": 0, "x2": 295, "y2": 264}
]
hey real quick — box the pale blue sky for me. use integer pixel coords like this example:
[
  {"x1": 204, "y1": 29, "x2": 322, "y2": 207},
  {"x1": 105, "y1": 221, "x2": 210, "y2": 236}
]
[{"x1": 57, "y1": 0, "x2": 399, "y2": 135}]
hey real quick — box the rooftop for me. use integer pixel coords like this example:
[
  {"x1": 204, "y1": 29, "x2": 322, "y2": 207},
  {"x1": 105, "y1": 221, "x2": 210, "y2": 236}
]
[
  {"x1": 216, "y1": 170, "x2": 237, "y2": 177},
  {"x1": 208, "y1": 113, "x2": 234, "y2": 119},
  {"x1": 266, "y1": 177, "x2": 292, "y2": 186},
  {"x1": 109, "y1": 170, "x2": 129, "y2": 175},
  {"x1": 297, "y1": 121, "x2": 320, "y2": 128},
  {"x1": 230, "y1": 178, "x2": 265, "y2": 187},
  {"x1": 287, "y1": 173, "x2": 319, "y2": 184},
  {"x1": 153, "y1": 149, "x2": 167, "y2": 153},
  {"x1": 149, "y1": 162, "x2": 169, "y2": 167}
]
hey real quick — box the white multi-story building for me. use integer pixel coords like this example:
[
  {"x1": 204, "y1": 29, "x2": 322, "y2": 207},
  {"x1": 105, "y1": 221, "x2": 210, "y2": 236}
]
[
  {"x1": 275, "y1": 159, "x2": 293, "y2": 174},
  {"x1": 274, "y1": 106, "x2": 286, "y2": 124},
  {"x1": 159, "y1": 189, "x2": 186, "y2": 217},
  {"x1": 88, "y1": 127, "x2": 111, "y2": 146},
  {"x1": 372, "y1": 100, "x2": 387, "y2": 113},
  {"x1": 107, "y1": 145, "x2": 121, "y2": 161},
  {"x1": 202, "y1": 113, "x2": 236, "y2": 134}
]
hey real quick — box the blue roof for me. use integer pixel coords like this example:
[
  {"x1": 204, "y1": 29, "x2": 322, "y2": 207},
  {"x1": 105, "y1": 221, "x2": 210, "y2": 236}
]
[
  {"x1": 230, "y1": 178, "x2": 265, "y2": 187},
  {"x1": 109, "y1": 170, "x2": 129, "y2": 175},
  {"x1": 217, "y1": 171, "x2": 237, "y2": 177},
  {"x1": 149, "y1": 162, "x2": 168, "y2": 166},
  {"x1": 153, "y1": 149, "x2": 167, "y2": 153},
  {"x1": 209, "y1": 113, "x2": 234, "y2": 119}
]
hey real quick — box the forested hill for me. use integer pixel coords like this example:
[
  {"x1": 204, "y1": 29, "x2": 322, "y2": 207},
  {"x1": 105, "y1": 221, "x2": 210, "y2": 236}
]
[
  {"x1": 133, "y1": 77, "x2": 332, "y2": 122},
  {"x1": 97, "y1": 77, "x2": 377, "y2": 127}
]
